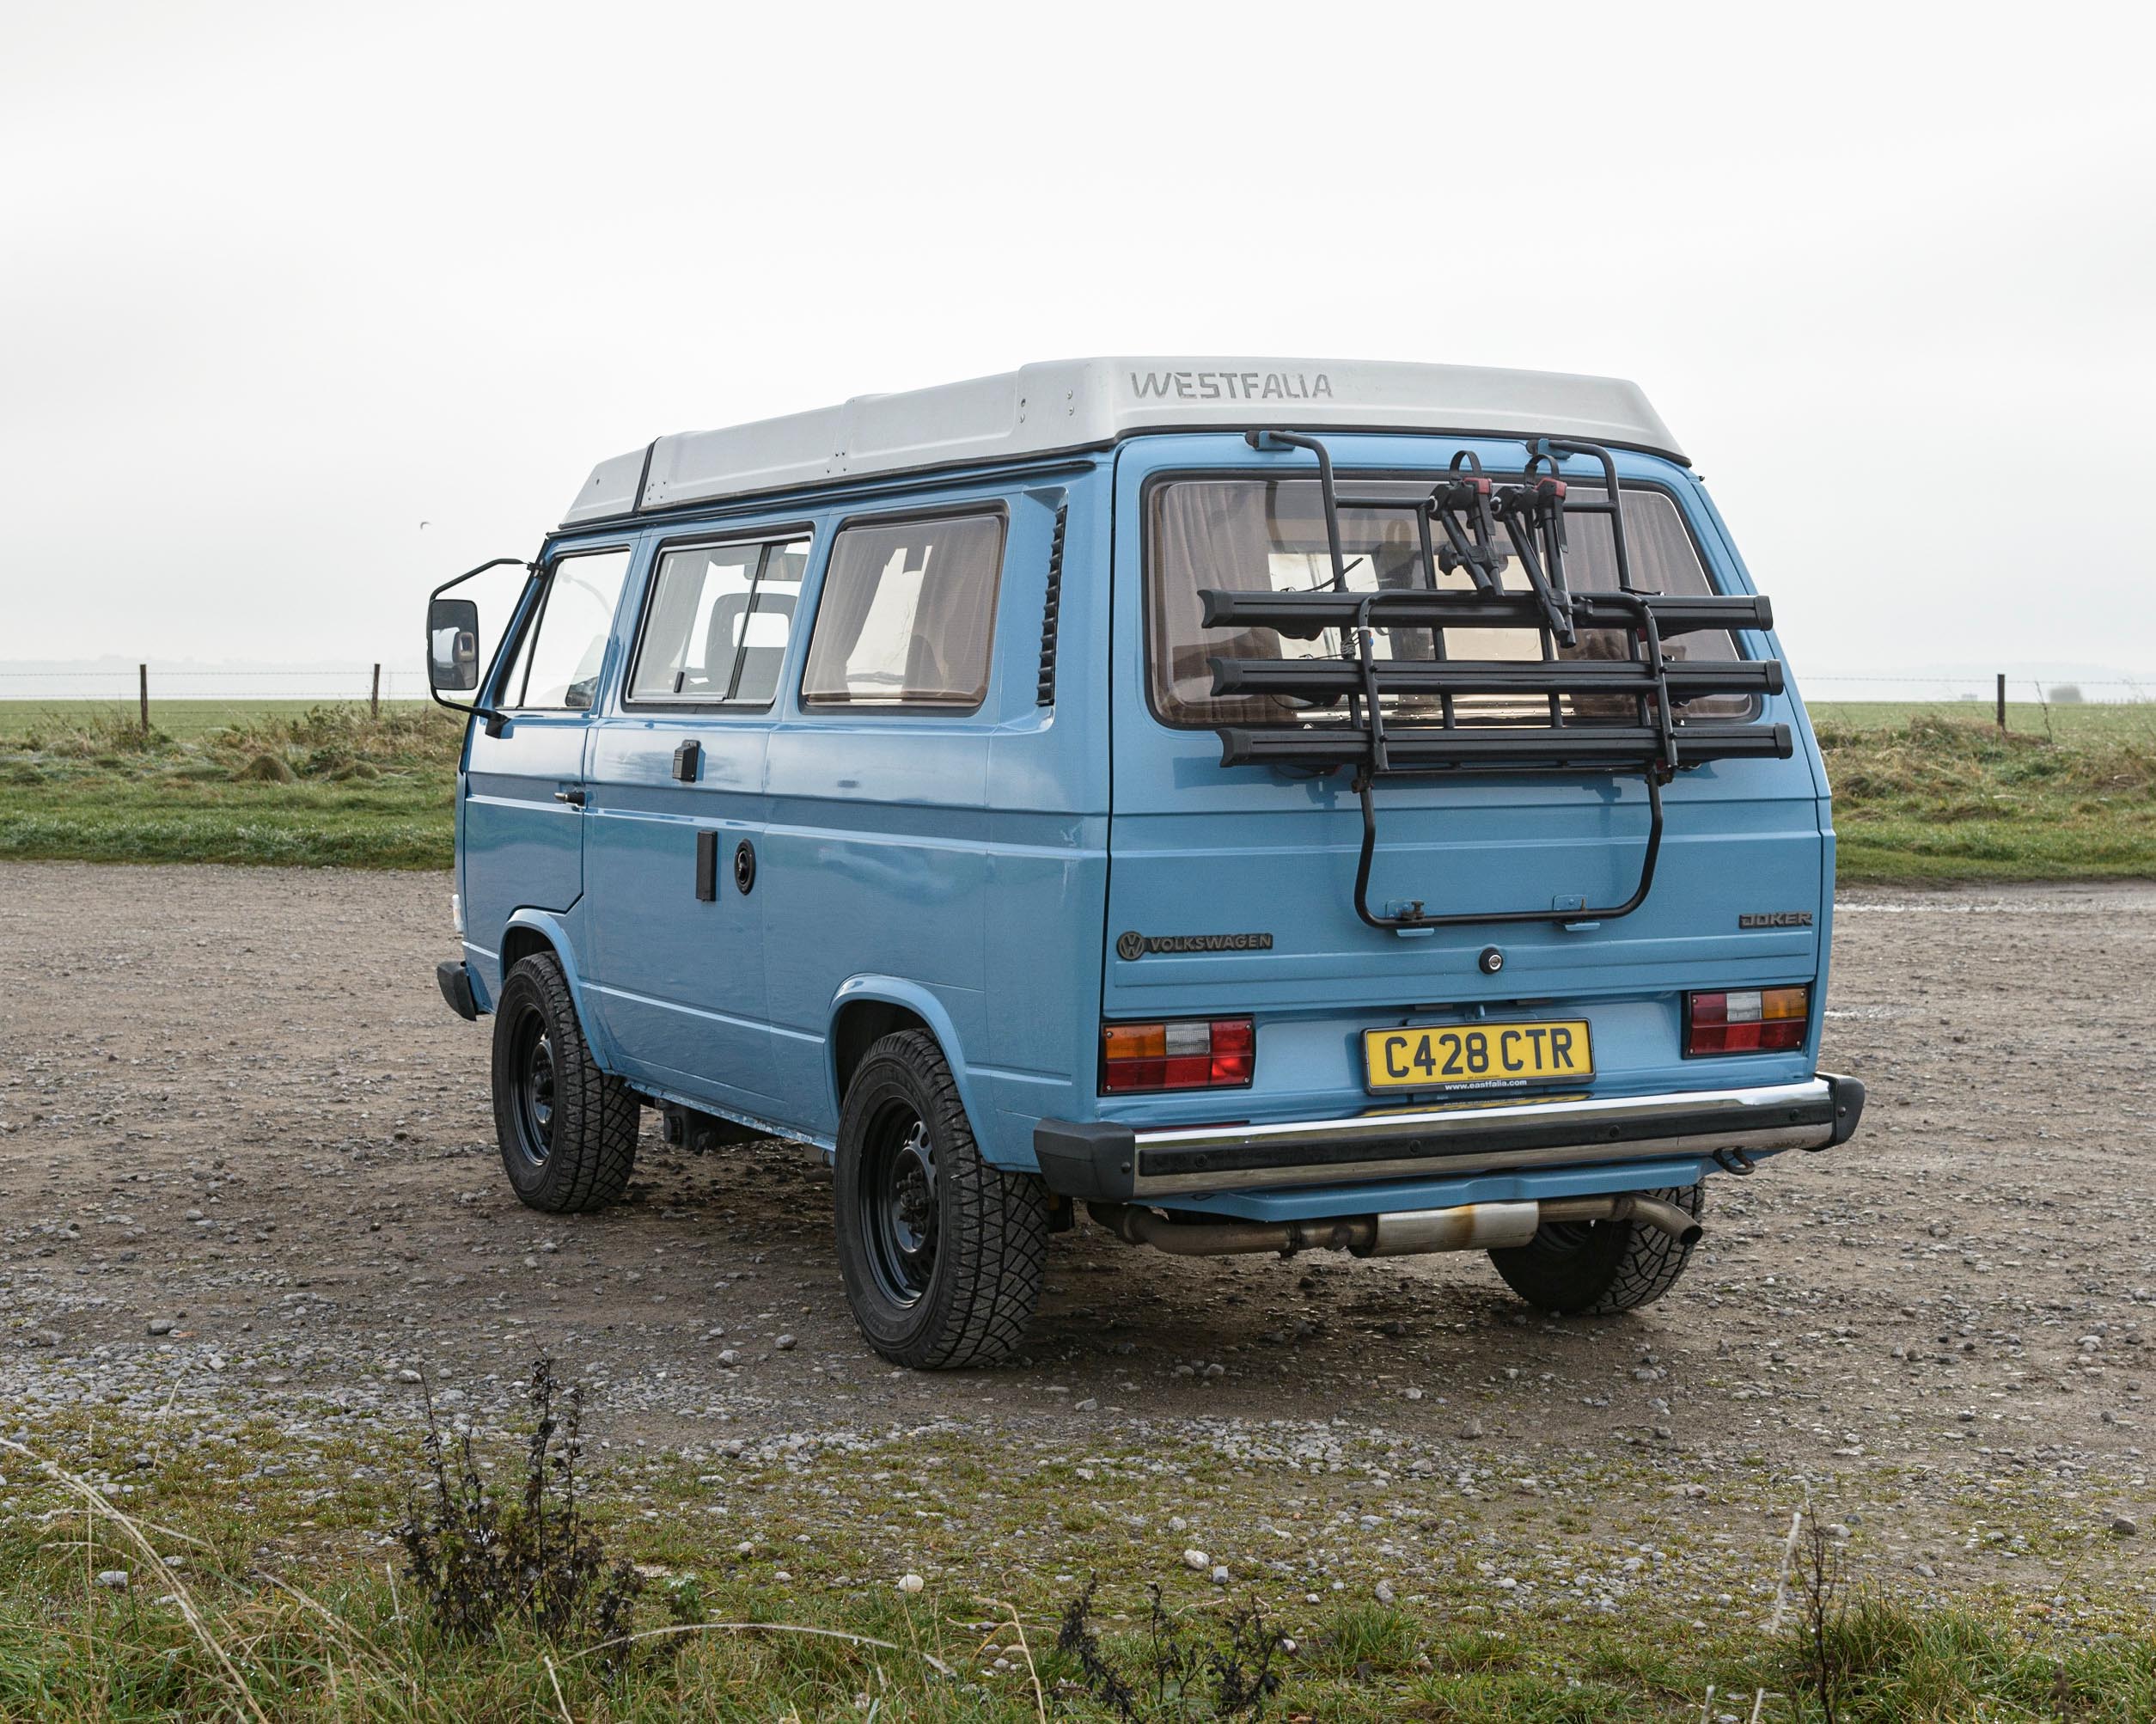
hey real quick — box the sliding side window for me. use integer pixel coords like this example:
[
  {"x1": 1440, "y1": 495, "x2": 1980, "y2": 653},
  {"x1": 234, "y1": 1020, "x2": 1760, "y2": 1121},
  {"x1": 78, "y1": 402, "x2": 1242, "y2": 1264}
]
[{"x1": 627, "y1": 537, "x2": 809, "y2": 708}]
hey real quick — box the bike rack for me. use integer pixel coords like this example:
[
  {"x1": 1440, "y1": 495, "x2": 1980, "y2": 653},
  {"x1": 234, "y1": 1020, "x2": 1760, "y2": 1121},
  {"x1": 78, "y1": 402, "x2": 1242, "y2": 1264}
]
[{"x1": 1200, "y1": 432, "x2": 1793, "y2": 933}]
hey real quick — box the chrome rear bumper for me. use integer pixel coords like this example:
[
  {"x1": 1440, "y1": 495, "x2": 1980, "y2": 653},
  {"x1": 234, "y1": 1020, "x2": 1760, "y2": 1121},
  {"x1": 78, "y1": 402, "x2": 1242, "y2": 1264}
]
[{"x1": 1034, "y1": 1073, "x2": 1866, "y2": 1202}]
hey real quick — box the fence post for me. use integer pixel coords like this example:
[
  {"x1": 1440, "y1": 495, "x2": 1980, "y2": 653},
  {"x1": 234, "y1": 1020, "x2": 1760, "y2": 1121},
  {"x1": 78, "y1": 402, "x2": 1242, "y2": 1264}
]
[
  {"x1": 138, "y1": 663, "x2": 150, "y2": 736},
  {"x1": 370, "y1": 663, "x2": 382, "y2": 718},
  {"x1": 1995, "y1": 672, "x2": 2006, "y2": 734}
]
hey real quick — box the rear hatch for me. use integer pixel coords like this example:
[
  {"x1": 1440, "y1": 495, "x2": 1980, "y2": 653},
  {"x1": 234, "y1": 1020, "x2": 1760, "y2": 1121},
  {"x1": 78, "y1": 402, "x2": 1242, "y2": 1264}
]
[{"x1": 1102, "y1": 437, "x2": 1826, "y2": 1122}]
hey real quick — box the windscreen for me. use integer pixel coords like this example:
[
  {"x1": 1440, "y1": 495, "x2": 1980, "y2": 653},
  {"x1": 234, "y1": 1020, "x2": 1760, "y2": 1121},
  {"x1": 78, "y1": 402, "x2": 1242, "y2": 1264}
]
[{"x1": 1147, "y1": 479, "x2": 1747, "y2": 728}]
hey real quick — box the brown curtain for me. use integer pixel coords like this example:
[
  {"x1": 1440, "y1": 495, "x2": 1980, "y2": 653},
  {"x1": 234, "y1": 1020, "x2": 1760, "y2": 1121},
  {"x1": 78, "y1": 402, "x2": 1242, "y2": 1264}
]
[
  {"x1": 906, "y1": 516, "x2": 1004, "y2": 701},
  {"x1": 1150, "y1": 481, "x2": 1285, "y2": 725},
  {"x1": 803, "y1": 515, "x2": 1005, "y2": 706},
  {"x1": 801, "y1": 530, "x2": 895, "y2": 701},
  {"x1": 1557, "y1": 492, "x2": 1744, "y2": 712}
]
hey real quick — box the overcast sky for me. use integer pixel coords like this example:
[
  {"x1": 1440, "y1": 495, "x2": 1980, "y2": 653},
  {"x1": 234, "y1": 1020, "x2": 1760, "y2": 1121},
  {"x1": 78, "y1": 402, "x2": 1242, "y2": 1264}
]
[{"x1": 4, "y1": 1, "x2": 2151, "y2": 684}]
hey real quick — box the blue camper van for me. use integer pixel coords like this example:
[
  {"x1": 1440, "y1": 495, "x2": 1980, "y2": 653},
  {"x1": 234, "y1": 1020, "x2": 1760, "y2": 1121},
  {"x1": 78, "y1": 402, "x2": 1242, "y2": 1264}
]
[{"x1": 425, "y1": 358, "x2": 1864, "y2": 1369}]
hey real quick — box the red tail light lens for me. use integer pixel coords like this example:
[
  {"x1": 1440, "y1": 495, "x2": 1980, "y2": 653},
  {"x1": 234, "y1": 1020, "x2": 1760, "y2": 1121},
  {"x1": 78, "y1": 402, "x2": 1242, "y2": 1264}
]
[
  {"x1": 1102, "y1": 1018, "x2": 1255, "y2": 1092},
  {"x1": 1685, "y1": 987, "x2": 1809, "y2": 1055}
]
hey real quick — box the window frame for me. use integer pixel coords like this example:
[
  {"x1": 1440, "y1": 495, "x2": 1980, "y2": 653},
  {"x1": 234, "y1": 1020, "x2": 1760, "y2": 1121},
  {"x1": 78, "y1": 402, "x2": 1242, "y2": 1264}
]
[
  {"x1": 494, "y1": 542, "x2": 636, "y2": 713},
  {"x1": 620, "y1": 524, "x2": 817, "y2": 714},
  {"x1": 797, "y1": 500, "x2": 1011, "y2": 718},
  {"x1": 1137, "y1": 467, "x2": 1756, "y2": 733}
]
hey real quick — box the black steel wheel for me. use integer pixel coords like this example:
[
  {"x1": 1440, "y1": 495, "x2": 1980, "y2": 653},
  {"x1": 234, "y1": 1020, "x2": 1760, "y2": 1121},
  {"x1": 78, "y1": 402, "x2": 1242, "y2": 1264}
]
[
  {"x1": 504, "y1": 1004, "x2": 558, "y2": 1170},
  {"x1": 858, "y1": 1107, "x2": 940, "y2": 1308},
  {"x1": 833, "y1": 1030, "x2": 1047, "y2": 1369},
  {"x1": 489, "y1": 952, "x2": 638, "y2": 1214}
]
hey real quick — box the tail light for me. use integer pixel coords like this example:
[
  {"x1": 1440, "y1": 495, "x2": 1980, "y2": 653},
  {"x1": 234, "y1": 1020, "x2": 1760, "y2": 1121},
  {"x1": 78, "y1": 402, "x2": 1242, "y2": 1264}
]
[
  {"x1": 1101, "y1": 1018, "x2": 1255, "y2": 1093},
  {"x1": 1685, "y1": 987, "x2": 1809, "y2": 1055}
]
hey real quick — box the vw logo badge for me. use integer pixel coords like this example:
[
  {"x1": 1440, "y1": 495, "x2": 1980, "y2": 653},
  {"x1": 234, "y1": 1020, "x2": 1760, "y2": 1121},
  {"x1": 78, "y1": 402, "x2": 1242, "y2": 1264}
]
[{"x1": 1115, "y1": 930, "x2": 1146, "y2": 962}]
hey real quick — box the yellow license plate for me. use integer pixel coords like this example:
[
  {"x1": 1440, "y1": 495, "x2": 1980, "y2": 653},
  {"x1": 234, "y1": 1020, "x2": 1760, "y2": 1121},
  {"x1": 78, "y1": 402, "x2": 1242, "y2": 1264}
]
[{"x1": 1362, "y1": 1019, "x2": 1594, "y2": 1092}]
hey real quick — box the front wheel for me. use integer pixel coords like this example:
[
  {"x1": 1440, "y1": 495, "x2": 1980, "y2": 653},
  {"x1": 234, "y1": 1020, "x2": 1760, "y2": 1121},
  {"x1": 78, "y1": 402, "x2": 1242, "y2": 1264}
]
[
  {"x1": 1487, "y1": 1183, "x2": 1704, "y2": 1315},
  {"x1": 833, "y1": 1030, "x2": 1047, "y2": 1369},
  {"x1": 490, "y1": 953, "x2": 638, "y2": 1214}
]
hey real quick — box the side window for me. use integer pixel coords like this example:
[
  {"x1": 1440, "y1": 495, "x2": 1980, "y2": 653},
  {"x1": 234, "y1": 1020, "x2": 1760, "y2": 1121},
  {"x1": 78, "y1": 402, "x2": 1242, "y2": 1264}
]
[
  {"x1": 801, "y1": 511, "x2": 1005, "y2": 710},
  {"x1": 507, "y1": 548, "x2": 632, "y2": 711},
  {"x1": 626, "y1": 536, "x2": 809, "y2": 707}
]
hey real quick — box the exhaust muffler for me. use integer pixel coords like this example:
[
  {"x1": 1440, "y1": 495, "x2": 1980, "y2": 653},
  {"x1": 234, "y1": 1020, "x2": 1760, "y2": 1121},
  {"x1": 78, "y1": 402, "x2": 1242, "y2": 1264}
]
[{"x1": 1088, "y1": 1191, "x2": 1699, "y2": 1261}]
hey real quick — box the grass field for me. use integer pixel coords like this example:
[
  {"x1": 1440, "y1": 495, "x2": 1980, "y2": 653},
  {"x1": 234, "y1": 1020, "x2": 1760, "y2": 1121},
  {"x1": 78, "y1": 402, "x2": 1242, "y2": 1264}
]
[
  {"x1": 1816, "y1": 707, "x2": 2155, "y2": 883},
  {"x1": 0, "y1": 703, "x2": 456, "y2": 869},
  {"x1": 0, "y1": 700, "x2": 2149, "y2": 883},
  {"x1": 1808, "y1": 699, "x2": 2155, "y2": 742},
  {"x1": 0, "y1": 698, "x2": 436, "y2": 742},
  {"x1": 5, "y1": 1394, "x2": 2152, "y2": 1723}
]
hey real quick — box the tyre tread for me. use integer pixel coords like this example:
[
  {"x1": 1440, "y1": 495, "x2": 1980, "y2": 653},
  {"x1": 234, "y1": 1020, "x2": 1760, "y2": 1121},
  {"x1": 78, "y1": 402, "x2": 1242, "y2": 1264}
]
[
  {"x1": 1488, "y1": 1183, "x2": 1703, "y2": 1317},
  {"x1": 1579, "y1": 1184, "x2": 1701, "y2": 1314},
  {"x1": 492, "y1": 955, "x2": 638, "y2": 1215},
  {"x1": 839, "y1": 1030, "x2": 1047, "y2": 1370}
]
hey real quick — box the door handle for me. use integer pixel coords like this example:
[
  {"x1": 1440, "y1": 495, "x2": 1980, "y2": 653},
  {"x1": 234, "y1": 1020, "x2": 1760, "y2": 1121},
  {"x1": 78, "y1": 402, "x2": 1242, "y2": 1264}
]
[{"x1": 553, "y1": 787, "x2": 587, "y2": 807}]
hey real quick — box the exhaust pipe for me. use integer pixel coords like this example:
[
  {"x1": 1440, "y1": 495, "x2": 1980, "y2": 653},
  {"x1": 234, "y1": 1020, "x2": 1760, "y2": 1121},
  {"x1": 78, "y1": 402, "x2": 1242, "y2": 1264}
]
[
  {"x1": 1088, "y1": 1191, "x2": 1700, "y2": 1261},
  {"x1": 1087, "y1": 1206, "x2": 1377, "y2": 1257},
  {"x1": 1538, "y1": 1192, "x2": 1703, "y2": 1245}
]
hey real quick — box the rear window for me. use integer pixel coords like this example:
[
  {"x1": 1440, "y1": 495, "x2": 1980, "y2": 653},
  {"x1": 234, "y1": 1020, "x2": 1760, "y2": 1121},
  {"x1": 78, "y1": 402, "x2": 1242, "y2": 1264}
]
[{"x1": 1146, "y1": 478, "x2": 1749, "y2": 728}]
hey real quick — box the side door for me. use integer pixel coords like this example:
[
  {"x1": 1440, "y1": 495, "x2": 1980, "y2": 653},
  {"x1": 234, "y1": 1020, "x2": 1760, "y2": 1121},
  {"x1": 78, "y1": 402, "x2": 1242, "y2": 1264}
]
[
  {"x1": 462, "y1": 544, "x2": 634, "y2": 971},
  {"x1": 581, "y1": 529, "x2": 811, "y2": 1115},
  {"x1": 761, "y1": 503, "x2": 1011, "y2": 1142}
]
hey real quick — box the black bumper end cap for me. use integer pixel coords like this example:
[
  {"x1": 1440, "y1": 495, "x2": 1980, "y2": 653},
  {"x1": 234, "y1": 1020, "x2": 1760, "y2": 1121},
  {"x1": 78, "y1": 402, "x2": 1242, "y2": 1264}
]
[
  {"x1": 436, "y1": 960, "x2": 479, "y2": 1022},
  {"x1": 1814, "y1": 1072, "x2": 1866, "y2": 1149},
  {"x1": 1033, "y1": 1119, "x2": 1138, "y2": 1204}
]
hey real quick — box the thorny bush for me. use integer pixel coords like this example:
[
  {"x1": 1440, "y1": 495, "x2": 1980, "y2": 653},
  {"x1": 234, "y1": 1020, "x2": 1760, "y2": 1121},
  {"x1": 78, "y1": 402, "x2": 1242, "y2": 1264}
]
[
  {"x1": 397, "y1": 1356, "x2": 644, "y2": 1652},
  {"x1": 1058, "y1": 1578, "x2": 1284, "y2": 1721}
]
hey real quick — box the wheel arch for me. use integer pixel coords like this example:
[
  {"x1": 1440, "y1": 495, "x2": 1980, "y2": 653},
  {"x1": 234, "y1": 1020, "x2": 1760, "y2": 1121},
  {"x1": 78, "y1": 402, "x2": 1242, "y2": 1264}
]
[
  {"x1": 497, "y1": 910, "x2": 621, "y2": 1070},
  {"x1": 827, "y1": 978, "x2": 983, "y2": 1129}
]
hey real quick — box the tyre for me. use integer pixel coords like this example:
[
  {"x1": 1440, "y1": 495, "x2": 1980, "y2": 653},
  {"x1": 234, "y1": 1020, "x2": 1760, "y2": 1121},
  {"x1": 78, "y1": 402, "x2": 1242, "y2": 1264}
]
[
  {"x1": 490, "y1": 952, "x2": 638, "y2": 1214},
  {"x1": 1487, "y1": 1184, "x2": 1704, "y2": 1316},
  {"x1": 833, "y1": 1030, "x2": 1048, "y2": 1369}
]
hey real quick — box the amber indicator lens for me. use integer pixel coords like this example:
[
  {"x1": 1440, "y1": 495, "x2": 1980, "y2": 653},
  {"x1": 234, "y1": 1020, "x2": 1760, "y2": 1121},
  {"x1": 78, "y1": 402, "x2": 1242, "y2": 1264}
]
[{"x1": 1102, "y1": 1018, "x2": 1255, "y2": 1092}]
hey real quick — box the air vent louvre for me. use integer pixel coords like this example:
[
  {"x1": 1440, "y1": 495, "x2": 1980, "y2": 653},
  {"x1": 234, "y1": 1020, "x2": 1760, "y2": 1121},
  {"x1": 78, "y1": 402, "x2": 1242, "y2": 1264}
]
[{"x1": 1035, "y1": 504, "x2": 1068, "y2": 706}]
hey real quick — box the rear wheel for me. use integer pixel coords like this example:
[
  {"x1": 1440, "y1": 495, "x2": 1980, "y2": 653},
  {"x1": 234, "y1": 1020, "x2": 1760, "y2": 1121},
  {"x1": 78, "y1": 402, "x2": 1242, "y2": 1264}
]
[
  {"x1": 1487, "y1": 1183, "x2": 1704, "y2": 1315},
  {"x1": 491, "y1": 953, "x2": 638, "y2": 1214},
  {"x1": 834, "y1": 1030, "x2": 1047, "y2": 1369}
]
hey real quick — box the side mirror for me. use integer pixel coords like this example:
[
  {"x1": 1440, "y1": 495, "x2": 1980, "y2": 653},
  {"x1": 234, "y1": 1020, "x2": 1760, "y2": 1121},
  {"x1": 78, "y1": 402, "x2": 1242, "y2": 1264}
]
[{"x1": 428, "y1": 598, "x2": 482, "y2": 693}]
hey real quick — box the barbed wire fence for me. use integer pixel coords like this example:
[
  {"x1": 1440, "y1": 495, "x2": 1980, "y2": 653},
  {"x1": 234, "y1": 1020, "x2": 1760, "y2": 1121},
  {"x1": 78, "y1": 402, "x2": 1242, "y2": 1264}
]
[
  {"x1": 1806, "y1": 674, "x2": 2151, "y2": 704},
  {"x1": 0, "y1": 665, "x2": 434, "y2": 729},
  {"x1": 0, "y1": 665, "x2": 2150, "y2": 733}
]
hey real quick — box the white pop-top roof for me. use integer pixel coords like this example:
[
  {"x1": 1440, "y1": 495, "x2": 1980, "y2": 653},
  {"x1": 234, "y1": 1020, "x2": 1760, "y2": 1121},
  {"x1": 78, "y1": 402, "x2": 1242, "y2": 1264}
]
[{"x1": 561, "y1": 357, "x2": 1683, "y2": 526}]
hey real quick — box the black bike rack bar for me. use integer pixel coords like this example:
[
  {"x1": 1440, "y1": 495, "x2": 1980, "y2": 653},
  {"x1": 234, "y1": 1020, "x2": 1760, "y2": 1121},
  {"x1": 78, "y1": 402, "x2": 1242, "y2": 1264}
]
[
  {"x1": 1211, "y1": 655, "x2": 1786, "y2": 704},
  {"x1": 1208, "y1": 431, "x2": 1792, "y2": 932},
  {"x1": 1200, "y1": 587, "x2": 1774, "y2": 640},
  {"x1": 1216, "y1": 720, "x2": 1794, "y2": 771}
]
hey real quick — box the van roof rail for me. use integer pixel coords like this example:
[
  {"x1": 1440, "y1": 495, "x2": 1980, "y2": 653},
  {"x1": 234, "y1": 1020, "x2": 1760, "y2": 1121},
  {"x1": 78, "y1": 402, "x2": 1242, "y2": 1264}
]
[
  {"x1": 559, "y1": 358, "x2": 1686, "y2": 526},
  {"x1": 1198, "y1": 430, "x2": 1793, "y2": 935}
]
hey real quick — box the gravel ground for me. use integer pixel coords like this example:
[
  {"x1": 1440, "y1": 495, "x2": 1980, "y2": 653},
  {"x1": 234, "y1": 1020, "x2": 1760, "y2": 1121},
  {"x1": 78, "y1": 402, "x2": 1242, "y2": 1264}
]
[{"x1": 3, "y1": 862, "x2": 2153, "y2": 1609}]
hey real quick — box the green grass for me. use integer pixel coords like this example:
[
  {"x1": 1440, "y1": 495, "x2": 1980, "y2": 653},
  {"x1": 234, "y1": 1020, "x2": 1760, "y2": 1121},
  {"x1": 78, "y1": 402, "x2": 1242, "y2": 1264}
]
[
  {"x1": 1815, "y1": 709, "x2": 2155, "y2": 883},
  {"x1": 1809, "y1": 699, "x2": 2155, "y2": 742},
  {"x1": 0, "y1": 703, "x2": 458, "y2": 869},
  {"x1": 2, "y1": 700, "x2": 2151, "y2": 883},
  {"x1": 4, "y1": 1408, "x2": 2152, "y2": 1723},
  {"x1": 0, "y1": 698, "x2": 434, "y2": 743}
]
